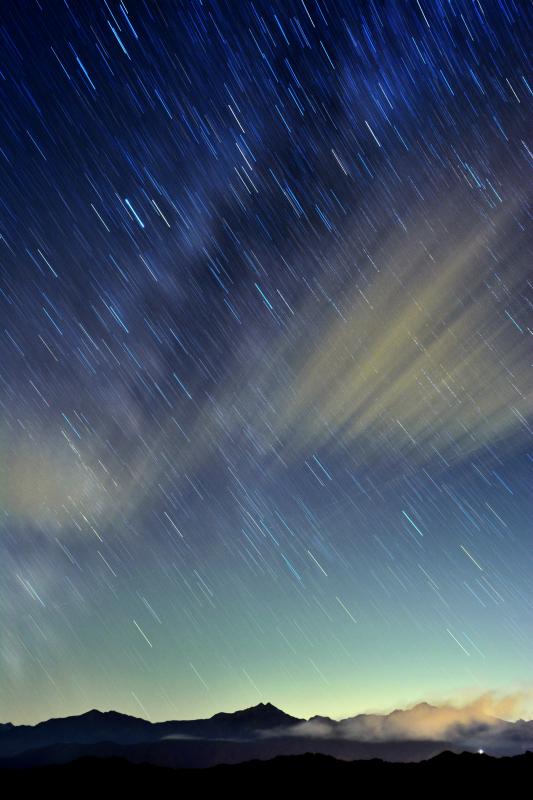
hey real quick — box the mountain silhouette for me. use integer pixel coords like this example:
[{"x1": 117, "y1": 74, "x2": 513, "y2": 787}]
[
  {"x1": 1, "y1": 700, "x2": 532, "y2": 769},
  {"x1": 0, "y1": 702, "x2": 302, "y2": 760},
  {"x1": 2, "y1": 751, "x2": 532, "y2": 791},
  {"x1": 201, "y1": 701, "x2": 302, "y2": 735}
]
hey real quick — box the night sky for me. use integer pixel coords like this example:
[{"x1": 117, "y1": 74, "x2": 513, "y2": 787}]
[{"x1": 1, "y1": 0, "x2": 531, "y2": 726}]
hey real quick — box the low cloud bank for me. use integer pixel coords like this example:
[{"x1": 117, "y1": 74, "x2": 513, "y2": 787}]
[{"x1": 268, "y1": 691, "x2": 532, "y2": 742}]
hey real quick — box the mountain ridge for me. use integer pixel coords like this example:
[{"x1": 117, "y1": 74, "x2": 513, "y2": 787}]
[
  {"x1": 1, "y1": 700, "x2": 533, "y2": 766},
  {"x1": 2, "y1": 750, "x2": 533, "y2": 791},
  {"x1": 5, "y1": 698, "x2": 528, "y2": 729}
]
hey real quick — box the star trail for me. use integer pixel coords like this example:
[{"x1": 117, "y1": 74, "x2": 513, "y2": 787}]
[{"x1": 0, "y1": 0, "x2": 531, "y2": 726}]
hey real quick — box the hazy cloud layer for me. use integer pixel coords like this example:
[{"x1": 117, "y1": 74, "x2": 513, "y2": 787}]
[{"x1": 268, "y1": 692, "x2": 533, "y2": 742}]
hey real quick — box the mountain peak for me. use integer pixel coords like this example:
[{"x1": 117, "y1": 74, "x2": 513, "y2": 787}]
[
  {"x1": 81, "y1": 709, "x2": 106, "y2": 718},
  {"x1": 210, "y1": 702, "x2": 302, "y2": 730},
  {"x1": 410, "y1": 702, "x2": 439, "y2": 712},
  {"x1": 212, "y1": 701, "x2": 282, "y2": 716},
  {"x1": 78, "y1": 709, "x2": 136, "y2": 721}
]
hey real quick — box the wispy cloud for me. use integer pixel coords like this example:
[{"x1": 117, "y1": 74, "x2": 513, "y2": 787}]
[{"x1": 266, "y1": 691, "x2": 532, "y2": 742}]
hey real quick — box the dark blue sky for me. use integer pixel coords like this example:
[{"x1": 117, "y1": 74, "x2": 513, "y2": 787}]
[{"x1": 0, "y1": 0, "x2": 531, "y2": 724}]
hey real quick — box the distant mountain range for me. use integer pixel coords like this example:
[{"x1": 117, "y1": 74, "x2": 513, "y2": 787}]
[{"x1": 1, "y1": 701, "x2": 532, "y2": 770}]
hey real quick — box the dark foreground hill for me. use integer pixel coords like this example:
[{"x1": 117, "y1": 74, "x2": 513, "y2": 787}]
[{"x1": 1, "y1": 751, "x2": 532, "y2": 792}]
